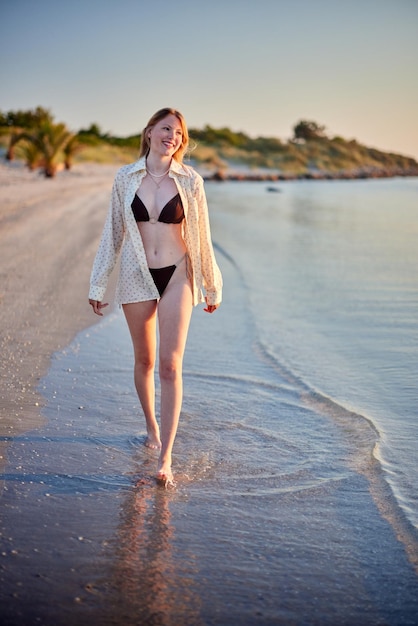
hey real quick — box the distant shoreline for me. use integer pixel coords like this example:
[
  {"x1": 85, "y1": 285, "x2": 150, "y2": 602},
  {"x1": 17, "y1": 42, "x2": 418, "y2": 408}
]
[{"x1": 203, "y1": 164, "x2": 418, "y2": 182}]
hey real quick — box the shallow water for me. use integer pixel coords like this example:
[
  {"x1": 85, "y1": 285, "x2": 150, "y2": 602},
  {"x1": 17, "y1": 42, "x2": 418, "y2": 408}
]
[
  {"x1": 1, "y1": 177, "x2": 418, "y2": 625},
  {"x1": 209, "y1": 177, "x2": 418, "y2": 529}
]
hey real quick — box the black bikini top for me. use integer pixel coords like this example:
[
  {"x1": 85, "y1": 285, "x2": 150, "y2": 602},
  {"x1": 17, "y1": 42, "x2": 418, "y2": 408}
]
[{"x1": 131, "y1": 193, "x2": 185, "y2": 224}]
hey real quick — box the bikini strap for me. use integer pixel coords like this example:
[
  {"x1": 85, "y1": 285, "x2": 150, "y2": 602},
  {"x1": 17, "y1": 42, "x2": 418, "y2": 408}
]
[{"x1": 174, "y1": 253, "x2": 187, "y2": 267}]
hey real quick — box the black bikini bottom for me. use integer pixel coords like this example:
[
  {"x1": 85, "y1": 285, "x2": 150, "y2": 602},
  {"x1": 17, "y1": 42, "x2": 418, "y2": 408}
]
[
  {"x1": 149, "y1": 254, "x2": 186, "y2": 297},
  {"x1": 149, "y1": 265, "x2": 176, "y2": 297}
]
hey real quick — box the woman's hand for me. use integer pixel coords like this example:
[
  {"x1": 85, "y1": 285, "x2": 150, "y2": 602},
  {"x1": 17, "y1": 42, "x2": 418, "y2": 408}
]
[
  {"x1": 89, "y1": 299, "x2": 109, "y2": 316},
  {"x1": 204, "y1": 299, "x2": 220, "y2": 314}
]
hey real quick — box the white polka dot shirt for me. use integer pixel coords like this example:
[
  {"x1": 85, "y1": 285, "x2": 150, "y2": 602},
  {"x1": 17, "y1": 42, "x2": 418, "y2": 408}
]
[{"x1": 89, "y1": 157, "x2": 223, "y2": 307}]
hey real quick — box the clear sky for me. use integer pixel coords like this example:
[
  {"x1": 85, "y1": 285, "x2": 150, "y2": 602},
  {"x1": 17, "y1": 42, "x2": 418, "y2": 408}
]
[{"x1": 1, "y1": 0, "x2": 417, "y2": 158}]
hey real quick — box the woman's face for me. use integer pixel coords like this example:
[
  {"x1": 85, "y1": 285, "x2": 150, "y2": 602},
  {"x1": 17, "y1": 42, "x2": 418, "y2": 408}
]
[{"x1": 148, "y1": 114, "x2": 183, "y2": 158}]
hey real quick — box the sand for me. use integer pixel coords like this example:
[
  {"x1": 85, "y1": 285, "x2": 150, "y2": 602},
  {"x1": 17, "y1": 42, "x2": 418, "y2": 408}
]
[{"x1": 0, "y1": 159, "x2": 118, "y2": 455}]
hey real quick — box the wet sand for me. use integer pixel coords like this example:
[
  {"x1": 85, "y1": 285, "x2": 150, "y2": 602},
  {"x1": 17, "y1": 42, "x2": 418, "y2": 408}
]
[{"x1": 0, "y1": 160, "x2": 117, "y2": 455}]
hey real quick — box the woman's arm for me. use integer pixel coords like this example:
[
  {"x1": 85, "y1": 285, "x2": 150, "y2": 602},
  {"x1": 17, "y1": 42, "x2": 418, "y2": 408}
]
[
  {"x1": 194, "y1": 174, "x2": 223, "y2": 307},
  {"x1": 89, "y1": 171, "x2": 126, "y2": 303}
]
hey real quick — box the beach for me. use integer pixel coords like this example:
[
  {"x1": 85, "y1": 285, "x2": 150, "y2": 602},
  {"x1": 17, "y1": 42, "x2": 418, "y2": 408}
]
[
  {"x1": 1, "y1": 162, "x2": 418, "y2": 625},
  {"x1": 0, "y1": 161, "x2": 118, "y2": 443}
]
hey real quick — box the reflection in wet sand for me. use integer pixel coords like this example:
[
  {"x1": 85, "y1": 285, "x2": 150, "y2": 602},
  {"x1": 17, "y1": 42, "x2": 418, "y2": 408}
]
[{"x1": 102, "y1": 460, "x2": 202, "y2": 626}]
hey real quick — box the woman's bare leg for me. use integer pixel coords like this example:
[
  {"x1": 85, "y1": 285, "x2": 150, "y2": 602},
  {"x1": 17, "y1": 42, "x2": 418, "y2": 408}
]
[
  {"x1": 123, "y1": 300, "x2": 161, "y2": 449},
  {"x1": 156, "y1": 270, "x2": 193, "y2": 483}
]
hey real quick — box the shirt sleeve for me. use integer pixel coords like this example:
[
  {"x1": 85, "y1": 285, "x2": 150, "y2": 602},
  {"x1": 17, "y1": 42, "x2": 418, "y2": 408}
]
[
  {"x1": 194, "y1": 174, "x2": 223, "y2": 306},
  {"x1": 89, "y1": 171, "x2": 125, "y2": 302}
]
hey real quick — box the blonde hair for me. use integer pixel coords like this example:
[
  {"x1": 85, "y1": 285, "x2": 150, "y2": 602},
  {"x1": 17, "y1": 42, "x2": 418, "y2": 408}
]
[{"x1": 139, "y1": 108, "x2": 189, "y2": 163}]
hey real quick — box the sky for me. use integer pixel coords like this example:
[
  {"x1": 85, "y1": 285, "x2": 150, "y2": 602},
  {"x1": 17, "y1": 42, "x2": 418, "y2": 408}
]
[{"x1": 1, "y1": 0, "x2": 417, "y2": 159}]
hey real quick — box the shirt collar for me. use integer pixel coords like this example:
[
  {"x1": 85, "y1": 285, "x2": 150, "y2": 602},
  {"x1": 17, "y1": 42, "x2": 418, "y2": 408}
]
[{"x1": 127, "y1": 155, "x2": 191, "y2": 177}]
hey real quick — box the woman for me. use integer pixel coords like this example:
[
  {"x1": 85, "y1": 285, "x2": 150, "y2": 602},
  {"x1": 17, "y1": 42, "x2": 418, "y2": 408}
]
[{"x1": 88, "y1": 108, "x2": 222, "y2": 486}]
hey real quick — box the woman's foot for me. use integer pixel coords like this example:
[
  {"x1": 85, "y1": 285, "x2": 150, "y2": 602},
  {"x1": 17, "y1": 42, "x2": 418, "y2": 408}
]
[
  {"x1": 144, "y1": 435, "x2": 161, "y2": 450},
  {"x1": 156, "y1": 472, "x2": 175, "y2": 488},
  {"x1": 156, "y1": 459, "x2": 174, "y2": 487}
]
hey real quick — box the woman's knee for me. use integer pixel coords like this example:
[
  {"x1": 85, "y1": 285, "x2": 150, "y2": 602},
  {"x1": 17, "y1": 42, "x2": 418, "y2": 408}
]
[
  {"x1": 159, "y1": 355, "x2": 182, "y2": 382},
  {"x1": 135, "y1": 354, "x2": 155, "y2": 376}
]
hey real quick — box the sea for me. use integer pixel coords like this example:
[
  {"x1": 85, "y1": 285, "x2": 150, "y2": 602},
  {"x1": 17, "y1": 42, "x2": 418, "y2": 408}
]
[{"x1": 1, "y1": 176, "x2": 418, "y2": 625}]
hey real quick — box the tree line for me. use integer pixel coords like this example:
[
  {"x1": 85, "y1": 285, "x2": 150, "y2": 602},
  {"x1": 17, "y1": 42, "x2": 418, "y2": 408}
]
[
  {"x1": 0, "y1": 106, "x2": 331, "y2": 177},
  {"x1": 1, "y1": 107, "x2": 416, "y2": 178}
]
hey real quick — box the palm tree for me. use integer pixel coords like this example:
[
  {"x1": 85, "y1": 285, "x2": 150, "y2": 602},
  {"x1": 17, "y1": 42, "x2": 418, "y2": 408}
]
[
  {"x1": 5, "y1": 130, "x2": 22, "y2": 161},
  {"x1": 2, "y1": 106, "x2": 53, "y2": 161},
  {"x1": 63, "y1": 135, "x2": 83, "y2": 170},
  {"x1": 19, "y1": 142, "x2": 43, "y2": 171},
  {"x1": 20, "y1": 121, "x2": 72, "y2": 177}
]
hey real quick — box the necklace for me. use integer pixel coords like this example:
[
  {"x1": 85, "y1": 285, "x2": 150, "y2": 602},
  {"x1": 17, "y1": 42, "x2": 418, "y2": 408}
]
[
  {"x1": 146, "y1": 166, "x2": 170, "y2": 177},
  {"x1": 145, "y1": 161, "x2": 171, "y2": 215},
  {"x1": 146, "y1": 170, "x2": 168, "y2": 190}
]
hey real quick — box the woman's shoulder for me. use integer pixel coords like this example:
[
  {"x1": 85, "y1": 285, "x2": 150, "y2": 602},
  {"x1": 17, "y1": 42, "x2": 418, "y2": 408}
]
[
  {"x1": 178, "y1": 162, "x2": 204, "y2": 185},
  {"x1": 113, "y1": 158, "x2": 145, "y2": 185},
  {"x1": 119, "y1": 158, "x2": 145, "y2": 176}
]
